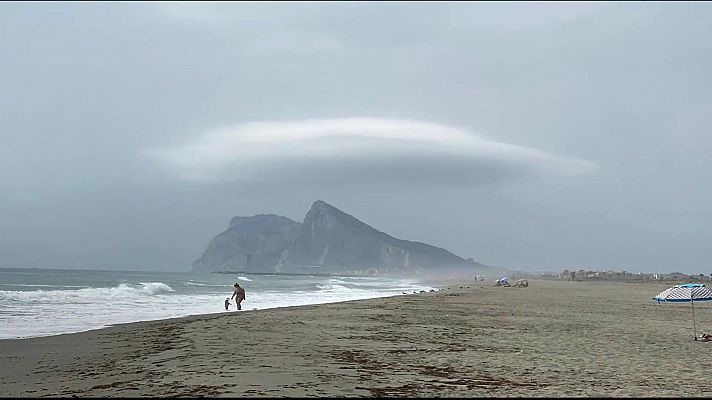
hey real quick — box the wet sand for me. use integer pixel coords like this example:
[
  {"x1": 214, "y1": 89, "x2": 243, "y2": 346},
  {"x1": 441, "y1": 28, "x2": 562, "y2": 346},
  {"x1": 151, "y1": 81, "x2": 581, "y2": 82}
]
[{"x1": 2, "y1": 279, "x2": 712, "y2": 397}]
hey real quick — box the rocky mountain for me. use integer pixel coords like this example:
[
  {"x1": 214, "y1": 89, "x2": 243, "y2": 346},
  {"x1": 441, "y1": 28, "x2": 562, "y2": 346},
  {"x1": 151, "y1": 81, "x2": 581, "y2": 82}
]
[
  {"x1": 192, "y1": 200, "x2": 496, "y2": 277},
  {"x1": 192, "y1": 214, "x2": 301, "y2": 273}
]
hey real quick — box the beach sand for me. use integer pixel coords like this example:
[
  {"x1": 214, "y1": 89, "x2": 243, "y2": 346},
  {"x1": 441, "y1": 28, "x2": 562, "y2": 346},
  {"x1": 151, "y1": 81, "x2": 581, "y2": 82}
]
[{"x1": 2, "y1": 279, "x2": 712, "y2": 397}]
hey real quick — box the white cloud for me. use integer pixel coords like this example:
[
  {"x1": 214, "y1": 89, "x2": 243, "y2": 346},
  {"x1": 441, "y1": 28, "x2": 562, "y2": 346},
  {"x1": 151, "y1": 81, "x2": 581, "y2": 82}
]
[{"x1": 143, "y1": 117, "x2": 596, "y2": 187}]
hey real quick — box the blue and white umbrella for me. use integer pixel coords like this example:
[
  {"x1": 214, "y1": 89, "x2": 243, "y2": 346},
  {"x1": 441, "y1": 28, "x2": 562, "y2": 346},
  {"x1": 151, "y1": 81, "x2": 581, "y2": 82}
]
[{"x1": 653, "y1": 283, "x2": 712, "y2": 340}]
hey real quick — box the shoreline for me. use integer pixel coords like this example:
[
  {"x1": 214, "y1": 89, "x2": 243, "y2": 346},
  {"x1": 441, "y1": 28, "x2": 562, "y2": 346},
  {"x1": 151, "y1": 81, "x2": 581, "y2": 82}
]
[
  {"x1": 1, "y1": 272, "x2": 446, "y2": 342},
  {"x1": 3, "y1": 279, "x2": 712, "y2": 397},
  {"x1": 1, "y1": 285, "x2": 446, "y2": 343}
]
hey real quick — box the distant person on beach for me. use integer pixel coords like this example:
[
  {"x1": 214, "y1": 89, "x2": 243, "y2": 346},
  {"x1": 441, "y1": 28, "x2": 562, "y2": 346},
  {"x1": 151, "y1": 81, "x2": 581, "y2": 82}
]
[
  {"x1": 231, "y1": 283, "x2": 246, "y2": 310},
  {"x1": 700, "y1": 333, "x2": 712, "y2": 342},
  {"x1": 224, "y1": 297, "x2": 231, "y2": 311}
]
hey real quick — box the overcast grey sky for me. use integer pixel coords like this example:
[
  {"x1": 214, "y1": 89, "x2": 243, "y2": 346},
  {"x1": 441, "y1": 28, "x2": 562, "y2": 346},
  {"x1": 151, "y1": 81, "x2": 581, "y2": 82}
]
[{"x1": 1, "y1": 2, "x2": 711, "y2": 273}]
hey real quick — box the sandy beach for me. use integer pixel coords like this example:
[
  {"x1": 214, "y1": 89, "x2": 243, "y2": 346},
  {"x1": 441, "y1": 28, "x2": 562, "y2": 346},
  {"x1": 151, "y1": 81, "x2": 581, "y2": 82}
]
[{"x1": 2, "y1": 279, "x2": 712, "y2": 397}]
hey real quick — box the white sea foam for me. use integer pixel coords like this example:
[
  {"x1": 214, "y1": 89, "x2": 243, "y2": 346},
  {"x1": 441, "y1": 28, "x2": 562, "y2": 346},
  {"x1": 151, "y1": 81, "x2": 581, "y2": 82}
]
[
  {"x1": 138, "y1": 282, "x2": 175, "y2": 295},
  {"x1": 237, "y1": 276, "x2": 253, "y2": 282}
]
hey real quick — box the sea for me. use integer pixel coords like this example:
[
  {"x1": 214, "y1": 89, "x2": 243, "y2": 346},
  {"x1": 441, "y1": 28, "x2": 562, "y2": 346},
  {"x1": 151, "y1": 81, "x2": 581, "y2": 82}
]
[{"x1": 0, "y1": 268, "x2": 436, "y2": 340}]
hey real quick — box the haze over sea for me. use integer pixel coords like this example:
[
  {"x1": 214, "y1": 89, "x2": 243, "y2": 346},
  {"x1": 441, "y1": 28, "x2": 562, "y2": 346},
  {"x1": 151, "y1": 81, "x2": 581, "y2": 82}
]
[{"x1": 0, "y1": 268, "x2": 434, "y2": 340}]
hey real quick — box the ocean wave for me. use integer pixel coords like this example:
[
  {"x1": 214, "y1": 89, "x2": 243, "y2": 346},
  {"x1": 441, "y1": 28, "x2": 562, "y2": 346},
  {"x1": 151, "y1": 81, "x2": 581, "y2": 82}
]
[
  {"x1": 316, "y1": 283, "x2": 368, "y2": 293},
  {"x1": 237, "y1": 276, "x2": 253, "y2": 282},
  {"x1": 0, "y1": 283, "x2": 90, "y2": 288},
  {"x1": 138, "y1": 282, "x2": 175, "y2": 295},
  {"x1": 0, "y1": 282, "x2": 175, "y2": 302},
  {"x1": 183, "y1": 281, "x2": 226, "y2": 287}
]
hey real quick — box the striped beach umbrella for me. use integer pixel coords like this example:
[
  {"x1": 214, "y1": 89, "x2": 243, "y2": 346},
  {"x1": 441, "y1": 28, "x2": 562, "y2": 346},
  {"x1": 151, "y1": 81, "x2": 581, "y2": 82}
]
[{"x1": 653, "y1": 283, "x2": 712, "y2": 341}]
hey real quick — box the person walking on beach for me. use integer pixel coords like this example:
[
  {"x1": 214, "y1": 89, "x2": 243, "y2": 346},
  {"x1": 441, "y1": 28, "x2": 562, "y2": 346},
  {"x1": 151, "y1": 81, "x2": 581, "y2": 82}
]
[{"x1": 231, "y1": 283, "x2": 246, "y2": 310}]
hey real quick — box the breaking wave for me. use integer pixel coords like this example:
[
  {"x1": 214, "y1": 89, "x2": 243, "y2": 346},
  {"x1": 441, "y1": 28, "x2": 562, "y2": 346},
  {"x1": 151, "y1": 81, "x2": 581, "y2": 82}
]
[{"x1": 0, "y1": 282, "x2": 175, "y2": 302}]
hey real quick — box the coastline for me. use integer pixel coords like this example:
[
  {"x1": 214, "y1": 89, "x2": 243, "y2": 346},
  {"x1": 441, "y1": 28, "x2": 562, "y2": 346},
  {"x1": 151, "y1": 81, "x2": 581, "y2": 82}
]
[
  {"x1": 2, "y1": 279, "x2": 712, "y2": 397},
  {"x1": 0, "y1": 270, "x2": 441, "y2": 341}
]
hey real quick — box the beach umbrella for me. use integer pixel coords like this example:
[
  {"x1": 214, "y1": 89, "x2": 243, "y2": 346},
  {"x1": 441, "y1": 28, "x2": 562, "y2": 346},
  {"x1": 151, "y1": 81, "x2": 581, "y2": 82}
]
[{"x1": 653, "y1": 283, "x2": 712, "y2": 340}]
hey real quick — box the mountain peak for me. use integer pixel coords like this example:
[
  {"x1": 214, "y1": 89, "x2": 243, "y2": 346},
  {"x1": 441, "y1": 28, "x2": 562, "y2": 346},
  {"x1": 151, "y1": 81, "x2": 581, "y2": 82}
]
[
  {"x1": 309, "y1": 199, "x2": 335, "y2": 211},
  {"x1": 306, "y1": 199, "x2": 342, "y2": 220},
  {"x1": 304, "y1": 200, "x2": 369, "y2": 230}
]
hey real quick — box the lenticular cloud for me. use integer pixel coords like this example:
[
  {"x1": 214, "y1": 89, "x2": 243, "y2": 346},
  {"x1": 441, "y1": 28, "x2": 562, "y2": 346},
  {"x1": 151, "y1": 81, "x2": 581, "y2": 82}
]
[{"x1": 143, "y1": 117, "x2": 596, "y2": 186}]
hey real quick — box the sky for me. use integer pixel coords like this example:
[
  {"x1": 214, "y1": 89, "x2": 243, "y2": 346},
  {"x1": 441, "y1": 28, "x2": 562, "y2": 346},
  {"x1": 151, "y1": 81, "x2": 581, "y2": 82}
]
[{"x1": 1, "y1": 2, "x2": 711, "y2": 274}]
